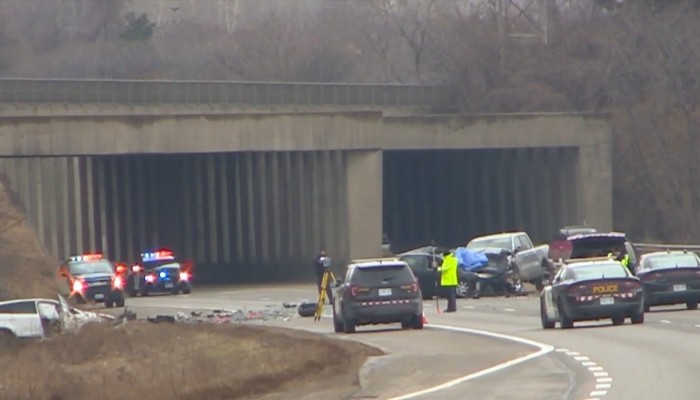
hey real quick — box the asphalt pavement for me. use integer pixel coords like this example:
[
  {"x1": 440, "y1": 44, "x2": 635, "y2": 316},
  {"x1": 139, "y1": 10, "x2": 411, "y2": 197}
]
[{"x1": 116, "y1": 284, "x2": 700, "y2": 400}]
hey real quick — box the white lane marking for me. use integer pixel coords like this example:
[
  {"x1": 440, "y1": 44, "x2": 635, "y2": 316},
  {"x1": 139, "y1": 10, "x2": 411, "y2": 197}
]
[
  {"x1": 385, "y1": 324, "x2": 554, "y2": 400},
  {"x1": 558, "y1": 346, "x2": 613, "y2": 399},
  {"x1": 660, "y1": 320, "x2": 671, "y2": 324},
  {"x1": 463, "y1": 305, "x2": 475, "y2": 309},
  {"x1": 503, "y1": 308, "x2": 516, "y2": 312},
  {"x1": 695, "y1": 324, "x2": 700, "y2": 328}
]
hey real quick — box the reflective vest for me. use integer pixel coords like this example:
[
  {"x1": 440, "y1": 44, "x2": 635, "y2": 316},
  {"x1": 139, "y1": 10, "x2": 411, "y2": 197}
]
[
  {"x1": 440, "y1": 253, "x2": 459, "y2": 287},
  {"x1": 608, "y1": 253, "x2": 630, "y2": 268}
]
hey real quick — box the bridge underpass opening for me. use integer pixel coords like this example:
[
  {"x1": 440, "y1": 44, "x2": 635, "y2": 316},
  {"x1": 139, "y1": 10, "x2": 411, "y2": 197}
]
[
  {"x1": 0, "y1": 151, "x2": 387, "y2": 284},
  {"x1": 383, "y1": 148, "x2": 579, "y2": 252}
]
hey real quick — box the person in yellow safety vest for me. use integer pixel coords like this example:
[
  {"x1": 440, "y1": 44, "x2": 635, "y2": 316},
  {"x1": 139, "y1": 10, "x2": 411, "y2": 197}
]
[
  {"x1": 608, "y1": 249, "x2": 631, "y2": 272},
  {"x1": 436, "y1": 250, "x2": 459, "y2": 313}
]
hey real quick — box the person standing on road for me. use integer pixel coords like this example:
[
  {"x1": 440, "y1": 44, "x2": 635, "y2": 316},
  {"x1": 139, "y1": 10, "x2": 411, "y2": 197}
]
[
  {"x1": 314, "y1": 247, "x2": 334, "y2": 304},
  {"x1": 608, "y1": 248, "x2": 631, "y2": 273},
  {"x1": 436, "y1": 250, "x2": 459, "y2": 312}
]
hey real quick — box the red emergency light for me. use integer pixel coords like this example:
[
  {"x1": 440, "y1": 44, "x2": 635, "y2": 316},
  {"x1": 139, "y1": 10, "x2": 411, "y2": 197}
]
[
  {"x1": 141, "y1": 249, "x2": 175, "y2": 262},
  {"x1": 69, "y1": 253, "x2": 103, "y2": 262}
]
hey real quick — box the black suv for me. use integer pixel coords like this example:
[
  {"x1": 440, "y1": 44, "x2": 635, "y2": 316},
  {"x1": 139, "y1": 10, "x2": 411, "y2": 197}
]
[{"x1": 332, "y1": 259, "x2": 424, "y2": 334}]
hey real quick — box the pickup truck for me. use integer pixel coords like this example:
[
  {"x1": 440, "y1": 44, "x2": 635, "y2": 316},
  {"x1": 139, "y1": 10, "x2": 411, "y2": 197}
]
[
  {"x1": 0, "y1": 294, "x2": 113, "y2": 342},
  {"x1": 466, "y1": 231, "x2": 549, "y2": 290}
]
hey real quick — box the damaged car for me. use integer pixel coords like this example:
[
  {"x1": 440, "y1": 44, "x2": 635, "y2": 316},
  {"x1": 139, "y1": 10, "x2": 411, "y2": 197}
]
[{"x1": 0, "y1": 294, "x2": 114, "y2": 342}]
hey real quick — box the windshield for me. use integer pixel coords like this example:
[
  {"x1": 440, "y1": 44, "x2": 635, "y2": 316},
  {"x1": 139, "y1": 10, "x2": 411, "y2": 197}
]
[
  {"x1": 467, "y1": 237, "x2": 512, "y2": 251},
  {"x1": 643, "y1": 254, "x2": 700, "y2": 270},
  {"x1": 570, "y1": 237, "x2": 626, "y2": 259},
  {"x1": 69, "y1": 260, "x2": 114, "y2": 275},
  {"x1": 568, "y1": 263, "x2": 629, "y2": 281},
  {"x1": 351, "y1": 265, "x2": 415, "y2": 285}
]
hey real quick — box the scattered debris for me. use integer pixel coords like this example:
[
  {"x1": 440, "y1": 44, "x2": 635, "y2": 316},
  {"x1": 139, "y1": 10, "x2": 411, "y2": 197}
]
[{"x1": 297, "y1": 301, "x2": 317, "y2": 318}]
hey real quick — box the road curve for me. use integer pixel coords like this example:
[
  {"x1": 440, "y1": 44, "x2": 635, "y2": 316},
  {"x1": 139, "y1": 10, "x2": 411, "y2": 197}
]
[{"x1": 118, "y1": 284, "x2": 700, "y2": 400}]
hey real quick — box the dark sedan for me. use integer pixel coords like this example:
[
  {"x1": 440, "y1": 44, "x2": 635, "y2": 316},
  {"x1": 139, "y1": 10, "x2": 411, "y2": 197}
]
[
  {"x1": 540, "y1": 259, "x2": 645, "y2": 329},
  {"x1": 636, "y1": 251, "x2": 700, "y2": 311},
  {"x1": 398, "y1": 248, "x2": 443, "y2": 300}
]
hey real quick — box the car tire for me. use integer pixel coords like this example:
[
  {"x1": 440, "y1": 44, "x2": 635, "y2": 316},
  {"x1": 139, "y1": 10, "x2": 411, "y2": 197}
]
[
  {"x1": 0, "y1": 329, "x2": 16, "y2": 345},
  {"x1": 182, "y1": 286, "x2": 191, "y2": 295},
  {"x1": 413, "y1": 314, "x2": 424, "y2": 330},
  {"x1": 557, "y1": 300, "x2": 573, "y2": 329},
  {"x1": 105, "y1": 299, "x2": 114, "y2": 308},
  {"x1": 612, "y1": 316, "x2": 625, "y2": 325},
  {"x1": 332, "y1": 306, "x2": 343, "y2": 333},
  {"x1": 342, "y1": 316, "x2": 356, "y2": 334},
  {"x1": 631, "y1": 310, "x2": 644, "y2": 324},
  {"x1": 686, "y1": 301, "x2": 698, "y2": 310},
  {"x1": 115, "y1": 296, "x2": 125, "y2": 308},
  {"x1": 540, "y1": 297, "x2": 555, "y2": 329}
]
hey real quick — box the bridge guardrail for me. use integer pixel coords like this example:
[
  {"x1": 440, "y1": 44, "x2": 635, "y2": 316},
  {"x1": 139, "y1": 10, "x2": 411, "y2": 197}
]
[
  {"x1": 0, "y1": 78, "x2": 453, "y2": 108},
  {"x1": 632, "y1": 242, "x2": 700, "y2": 255}
]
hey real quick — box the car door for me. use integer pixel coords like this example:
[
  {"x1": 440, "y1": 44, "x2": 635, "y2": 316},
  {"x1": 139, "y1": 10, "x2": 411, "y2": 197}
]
[
  {"x1": 514, "y1": 235, "x2": 539, "y2": 280},
  {"x1": 7, "y1": 301, "x2": 42, "y2": 338},
  {"x1": 400, "y1": 254, "x2": 435, "y2": 295}
]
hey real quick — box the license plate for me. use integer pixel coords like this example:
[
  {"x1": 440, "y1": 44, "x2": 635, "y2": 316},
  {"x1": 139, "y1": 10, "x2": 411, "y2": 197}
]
[
  {"x1": 94, "y1": 293, "x2": 104, "y2": 300},
  {"x1": 673, "y1": 284, "x2": 687, "y2": 292},
  {"x1": 600, "y1": 296, "x2": 614, "y2": 305},
  {"x1": 165, "y1": 282, "x2": 174, "y2": 289},
  {"x1": 378, "y1": 288, "x2": 392, "y2": 296}
]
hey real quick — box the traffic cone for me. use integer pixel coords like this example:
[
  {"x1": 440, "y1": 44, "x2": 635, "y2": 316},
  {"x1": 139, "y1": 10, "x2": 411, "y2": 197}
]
[{"x1": 422, "y1": 312, "x2": 429, "y2": 325}]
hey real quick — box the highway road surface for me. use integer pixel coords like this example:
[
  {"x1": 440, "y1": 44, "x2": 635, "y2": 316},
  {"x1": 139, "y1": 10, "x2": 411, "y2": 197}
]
[{"x1": 120, "y1": 284, "x2": 700, "y2": 400}]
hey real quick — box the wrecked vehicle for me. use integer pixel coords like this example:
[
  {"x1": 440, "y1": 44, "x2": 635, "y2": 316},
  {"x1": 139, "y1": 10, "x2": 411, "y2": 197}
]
[{"x1": 0, "y1": 294, "x2": 113, "y2": 342}]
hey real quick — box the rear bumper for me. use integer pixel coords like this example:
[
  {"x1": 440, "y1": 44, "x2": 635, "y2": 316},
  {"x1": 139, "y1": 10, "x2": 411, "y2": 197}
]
[
  {"x1": 647, "y1": 289, "x2": 700, "y2": 305},
  {"x1": 83, "y1": 287, "x2": 120, "y2": 303},
  {"x1": 345, "y1": 298, "x2": 422, "y2": 325},
  {"x1": 565, "y1": 297, "x2": 643, "y2": 321}
]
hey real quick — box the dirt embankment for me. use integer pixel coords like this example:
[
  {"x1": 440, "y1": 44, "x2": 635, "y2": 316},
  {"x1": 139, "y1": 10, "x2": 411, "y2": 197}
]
[
  {"x1": 0, "y1": 173, "x2": 58, "y2": 300},
  {"x1": 0, "y1": 322, "x2": 381, "y2": 400}
]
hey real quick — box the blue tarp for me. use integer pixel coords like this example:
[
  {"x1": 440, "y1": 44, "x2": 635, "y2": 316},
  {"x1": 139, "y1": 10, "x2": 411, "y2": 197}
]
[{"x1": 455, "y1": 247, "x2": 488, "y2": 272}]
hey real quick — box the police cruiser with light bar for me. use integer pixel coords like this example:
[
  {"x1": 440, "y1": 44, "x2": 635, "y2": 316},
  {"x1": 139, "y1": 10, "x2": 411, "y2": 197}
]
[
  {"x1": 125, "y1": 249, "x2": 192, "y2": 297},
  {"x1": 58, "y1": 253, "x2": 126, "y2": 308}
]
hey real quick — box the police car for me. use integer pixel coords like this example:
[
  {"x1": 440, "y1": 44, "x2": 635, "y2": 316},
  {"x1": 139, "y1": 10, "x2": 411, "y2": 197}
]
[
  {"x1": 58, "y1": 253, "x2": 126, "y2": 308},
  {"x1": 125, "y1": 249, "x2": 192, "y2": 297}
]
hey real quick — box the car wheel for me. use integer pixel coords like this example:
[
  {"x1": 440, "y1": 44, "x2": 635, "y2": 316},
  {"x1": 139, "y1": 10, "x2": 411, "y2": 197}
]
[
  {"x1": 342, "y1": 316, "x2": 356, "y2": 334},
  {"x1": 612, "y1": 316, "x2": 625, "y2": 325},
  {"x1": 456, "y1": 280, "x2": 470, "y2": 298},
  {"x1": 115, "y1": 295, "x2": 125, "y2": 308},
  {"x1": 557, "y1": 300, "x2": 573, "y2": 329},
  {"x1": 540, "y1": 297, "x2": 555, "y2": 329},
  {"x1": 686, "y1": 301, "x2": 698, "y2": 310},
  {"x1": 413, "y1": 314, "x2": 424, "y2": 330},
  {"x1": 631, "y1": 310, "x2": 644, "y2": 324},
  {"x1": 332, "y1": 306, "x2": 343, "y2": 333},
  {"x1": 182, "y1": 286, "x2": 191, "y2": 295},
  {"x1": 0, "y1": 329, "x2": 16, "y2": 345},
  {"x1": 105, "y1": 299, "x2": 114, "y2": 308}
]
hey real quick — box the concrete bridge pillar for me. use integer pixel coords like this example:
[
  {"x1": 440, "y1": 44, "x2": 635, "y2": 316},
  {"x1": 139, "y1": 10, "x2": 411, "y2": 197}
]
[{"x1": 345, "y1": 150, "x2": 383, "y2": 261}]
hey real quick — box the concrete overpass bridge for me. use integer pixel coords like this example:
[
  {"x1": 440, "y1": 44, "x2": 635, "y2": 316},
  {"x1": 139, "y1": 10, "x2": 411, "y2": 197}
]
[{"x1": 0, "y1": 79, "x2": 611, "y2": 283}]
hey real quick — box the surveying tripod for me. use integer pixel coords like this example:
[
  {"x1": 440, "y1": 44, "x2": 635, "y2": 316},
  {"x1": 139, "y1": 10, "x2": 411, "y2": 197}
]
[{"x1": 314, "y1": 269, "x2": 336, "y2": 321}]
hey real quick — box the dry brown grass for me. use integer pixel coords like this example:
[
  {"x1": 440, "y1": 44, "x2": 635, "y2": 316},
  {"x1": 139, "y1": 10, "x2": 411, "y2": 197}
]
[
  {"x1": 0, "y1": 173, "x2": 58, "y2": 300},
  {"x1": 0, "y1": 322, "x2": 382, "y2": 400}
]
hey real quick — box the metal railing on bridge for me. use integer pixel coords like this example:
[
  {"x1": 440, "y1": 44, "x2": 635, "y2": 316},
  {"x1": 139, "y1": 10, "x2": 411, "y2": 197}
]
[
  {"x1": 632, "y1": 242, "x2": 700, "y2": 256},
  {"x1": 0, "y1": 78, "x2": 453, "y2": 108}
]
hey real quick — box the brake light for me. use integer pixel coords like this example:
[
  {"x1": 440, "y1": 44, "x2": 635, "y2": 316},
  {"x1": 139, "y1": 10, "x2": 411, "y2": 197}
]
[
  {"x1": 179, "y1": 271, "x2": 190, "y2": 281},
  {"x1": 145, "y1": 274, "x2": 157, "y2": 283},
  {"x1": 113, "y1": 276, "x2": 124, "y2": 289},
  {"x1": 566, "y1": 284, "x2": 588, "y2": 295},
  {"x1": 350, "y1": 284, "x2": 359, "y2": 296},
  {"x1": 620, "y1": 281, "x2": 642, "y2": 290},
  {"x1": 132, "y1": 265, "x2": 141, "y2": 273},
  {"x1": 72, "y1": 280, "x2": 85, "y2": 293}
]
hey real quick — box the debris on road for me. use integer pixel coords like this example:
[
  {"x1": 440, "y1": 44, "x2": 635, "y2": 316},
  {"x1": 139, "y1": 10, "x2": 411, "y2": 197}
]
[{"x1": 144, "y1": 304, "x2": 301, "y2": 325}]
